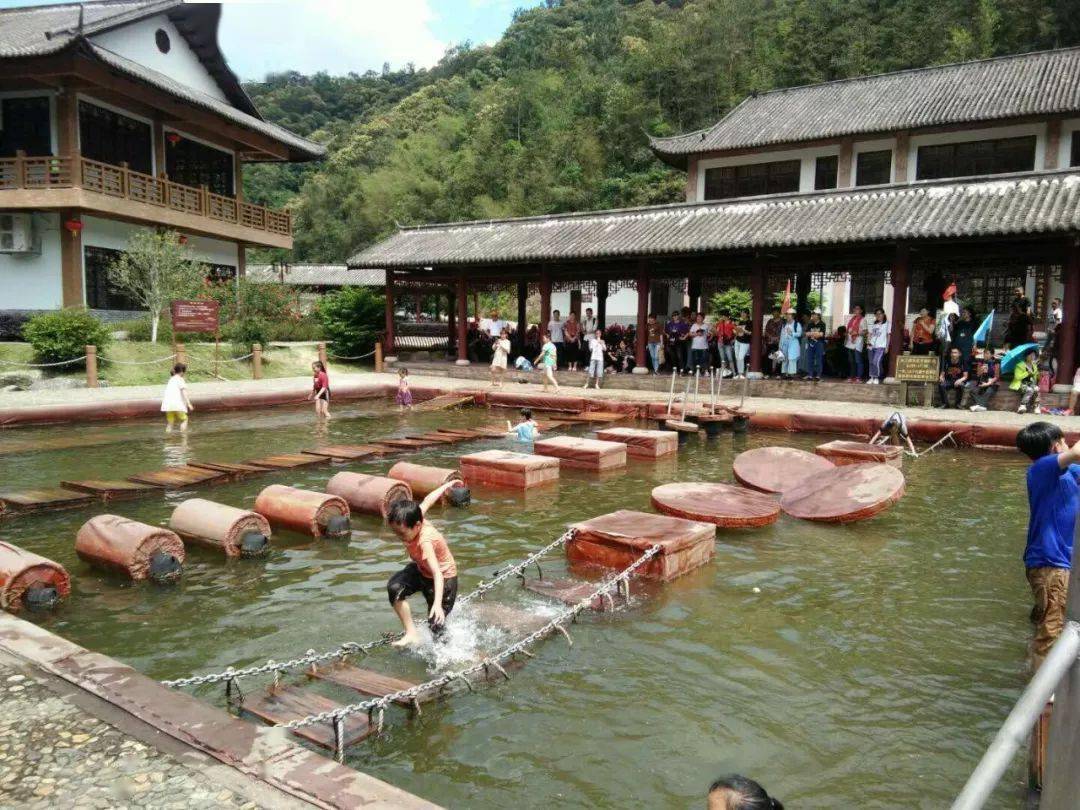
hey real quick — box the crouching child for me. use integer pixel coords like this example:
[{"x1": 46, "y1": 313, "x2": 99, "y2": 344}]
[{"x1": 386, "y1": 482, "x2": 460, "y2": 646}]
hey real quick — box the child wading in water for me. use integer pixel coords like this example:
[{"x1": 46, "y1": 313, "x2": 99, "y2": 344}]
[
  {"x1": 396, "y1": 367, "x2": 413, "y2": 410},
  {"x1": 1016, "y1": 422, "x2": 1080, "y2": 671},
  {"x1": 161, "y1": 363, "x2": 193, "y2": 433},
  {"x1": 386, "y1": 483, "x2": 460, "y2": 646},
  {"x1": 507, "y1": 407, "x2": 539, "y2": 443},
  {"x1": 309, "y1": 360, "x2": 331, "y2": 419}
]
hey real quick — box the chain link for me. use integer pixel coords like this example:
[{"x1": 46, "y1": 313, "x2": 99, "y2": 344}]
[
  {"x1": 328, "y1": 349, "x2": 376, "y2": 361},
  {"x1": 100, "y1": 354, "x2": 177, "y2": 366},
  {"x1": 161, "y1": 528, "x2": 578, "y2": 689},
  {"x1": 282, "y1": 544, "x2": 660, "y2": 734},
  {"x1": 0, "y1": 356, "x2": 87, "y2": 368}
]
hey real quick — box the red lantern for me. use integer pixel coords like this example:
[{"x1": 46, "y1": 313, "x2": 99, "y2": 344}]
[
  {"x1": 63, "y1": 218, "x2": 83, "y2": 239},
  {"x1": 166, "y1": 132, "x2": 181, "y2": 146}
]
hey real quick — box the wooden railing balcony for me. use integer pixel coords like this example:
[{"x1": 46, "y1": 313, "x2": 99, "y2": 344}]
[{"x1": 0, "y1": 153, "x2": 291, "y2": 238}]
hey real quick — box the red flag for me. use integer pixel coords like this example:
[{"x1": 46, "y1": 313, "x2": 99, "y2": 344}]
[{"x1": 781, "y1": 279, "x2": 792, "y2": 312}]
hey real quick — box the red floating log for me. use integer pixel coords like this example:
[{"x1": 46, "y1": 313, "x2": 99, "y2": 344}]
[
  {"x1": 254, "y1": 485, "x2": 351, "y2": 538},
  {"x1": 169, "y1": 499, "x2": 271, "y2": 558},
  {"x1": 567, "y1": 509, "x2": 715, "y2": 582},
  {"x1": 0, "y1": 541, "x2": 70, "y2": 612},
  {"x1": 326, "y1": 472, "x2": 412, "y2": 519},
  {"x1": 732, "y1": 446, "x2": 834, "y2": 494},
  {"x1": 75, "y1": 515, "x2": 185, "y2": 582},
  {"x1": 651, "y1": 482, "x2": 780, "y2": 528},
  {"x1": 779, "y1": 463, "x2": 905, "y2": 523},
  {"x1": 387, "y1": 462, "x2": 468, "y2": 505}
]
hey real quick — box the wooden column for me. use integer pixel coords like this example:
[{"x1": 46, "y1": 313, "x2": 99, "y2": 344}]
[
  {"x1": 153, "y1": 120, "x2": 167, "y2": 178},
  {"x1": 596, "y1": 279, "x2": 608, "y2": 330},
  {"x1": 472, "y1": 291, "x2": 479, "y2": 324},
  {"x1": 894, "y1": 131, "x2": 911, "y2": 183},
  {"x1": 1057, "y1": 238, "x2": 1080, "y2": 385},
  {"x1": 795, "y1": 270, "x2": 812, "y2": 315},
  {"x1": 447, "y1": 289, "x2": 456, "y2": 356},
  {"x1": 540, "y1": 266, "x2": 552, "y2": 335},
  {"x1": 384, "y1": 272, "x2": 395, "y2": 354},
  {"x1": 569, "y1": 289, "x2": 582, "y2": 319},
  {"x1": 634, "y1": 260, "x2": 649, "y2": 372},
  {"x1": 516, "y1": 280, "x2": 528, "y2": 352},
  {"x1": 749, "y1": 258, "x2": 765, "y2": 375},
  {"x1": 233, "y1": 152, "x2": 244, "y2": 200},
  {"x1": 456, "y1": 271, "x2": 469, "y2": 364},
  {"x1": 688, "y1": 277, "x2": 702, "y2": 313},
  {"x1": 236, "y1": 243, "x2": 246, "y2": 279},
  {"x1": 838, "y1": 139, "x2": 854, "y2": 187},
  {"x1": 1045, "y1": 120, "x2": 1062, "y2": 171},
  {"x1": 887, "y1": 244, "x2": 910, "y2": 377},
  {"x1": 59, "y1": 210, "x2": 83, "y2": 307}
]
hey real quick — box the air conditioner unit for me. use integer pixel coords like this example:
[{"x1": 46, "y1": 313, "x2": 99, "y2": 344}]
[{"x1": 0, "y1": 213, "x2": 35, "y2": 254}]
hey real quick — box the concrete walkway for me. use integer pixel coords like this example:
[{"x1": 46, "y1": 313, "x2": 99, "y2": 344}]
[{"x1": 0, "y1": 369, "x2": 1072, "y2": 432}]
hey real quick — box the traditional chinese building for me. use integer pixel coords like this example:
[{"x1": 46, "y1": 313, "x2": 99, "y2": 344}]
[
  {"x1": 0, "y1": 0, "x2": 323, "y2": 324},
  {"x1": 352, "y1": 46, "x2": 1080, "y2": 383}
]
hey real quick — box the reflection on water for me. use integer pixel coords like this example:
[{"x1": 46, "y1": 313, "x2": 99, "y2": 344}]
[{"x1": 1, "y1": 404, "x2": 1034, "y2": 809}]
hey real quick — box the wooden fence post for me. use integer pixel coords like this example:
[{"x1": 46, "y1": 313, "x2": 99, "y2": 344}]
[
  {"x1": 375, "y1": 341, "x2": 383, "y2": 373},
  {"x1": 174, "y1": 342, "x2": 186, "y2": 366},
  {"x1": 252, "y1": 343, "x2": 263, "y2": 379},
  {"x1": 85, "y1": 344, "x2": 98, "y2": 388},
  {"x1": 318, "y1": 342, "x2": 328, "y2": 367}
]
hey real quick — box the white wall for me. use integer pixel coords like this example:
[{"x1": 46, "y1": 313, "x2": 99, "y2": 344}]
[
  {"x1": 81, "y1": 217, "x2": 239, "y2": 269},
  {"x1": 91, "y1": 14, "x2": 228, "y2": 103},
  {"x1": 550, "y1": 288, "x2": 639, "y2": 324},
  {"x1": 0, "y1": 213, "x2": 63, "y2": 310}
]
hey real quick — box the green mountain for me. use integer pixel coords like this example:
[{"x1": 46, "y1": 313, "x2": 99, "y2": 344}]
[{"x1": 242, "y1": 0, "x2": 1080, "y2": 264}]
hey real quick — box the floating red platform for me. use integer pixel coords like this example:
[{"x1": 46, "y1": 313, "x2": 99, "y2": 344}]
[
  {"x1": 533, "y1": 435, "x2": 627, "y2": 471},
  {"x1": 460, "y1": 450, "x2": 559, "y2": 489}
]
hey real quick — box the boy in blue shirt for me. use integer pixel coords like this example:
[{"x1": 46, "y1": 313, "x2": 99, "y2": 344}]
[{"x1": 1016, "y1": 422, "x2": 1080, "y2": 670}]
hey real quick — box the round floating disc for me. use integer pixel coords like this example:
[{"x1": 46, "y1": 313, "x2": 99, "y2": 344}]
[
  {"x1": 779, "y1": 462, "x2": 905, "y2": 523},
  {"x1": 732, "y1": 447, "x2": 834, "y2": 494},
  {"x1": 651, "y1": 482, "x2": 780, "y2": 528}
]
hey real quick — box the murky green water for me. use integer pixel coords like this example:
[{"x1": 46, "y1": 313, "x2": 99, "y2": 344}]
[{"x1": 0, "y1": 404, "x2": 1035, "y2": 809}]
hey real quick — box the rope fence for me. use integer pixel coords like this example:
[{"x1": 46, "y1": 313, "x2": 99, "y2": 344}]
[
  {"x1": 99, "y1": 354, "x2": 177, "y2": 366},
  {"x1": 0, "y1": 356, "x2": 87, "y2": 368}
]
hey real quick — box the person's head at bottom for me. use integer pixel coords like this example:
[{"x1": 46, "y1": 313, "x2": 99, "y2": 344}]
[
  {"x1": 387, "y1": 499, "x2": 424, "y2": 544},
  {"x1": 1017, "y1": 421, "x2": 1066, "y2": 461},
  {"x1": 707, "y1": 775, "x2": 784, "y2": 810}
]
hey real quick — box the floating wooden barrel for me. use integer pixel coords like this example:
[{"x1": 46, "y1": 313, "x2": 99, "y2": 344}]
[
  {"x1": 387, "y1": 463, "x2": 469, "y2": 505},
  {"x1": 568, "y1": 509, "x2": 715, "y2": 582},
  {"x1": 815, "y1": 440, "x2": 904, "y2": 468},
  {"x1": 0, "y1": 542, "x2": 70, "y2": 612},
  {"x1": 779, "y1": 463, "x2": 905, "y2": 523},
  {"x1": 169, "y1": 499, "x2": 271, "y2": 558},
  {"x1": 75, "y1": 515, "x2": 185, "y2": 583},
  {"x1": 326, "y1": 473, "x2": 412, "y2": 519},
  {"x1": 651, "y1": 482, "x2": 780, "y2": 528},
  {"x1": 732, "y1": 447, "x2": 833, "y2": 494},
  {"x1": 254, "y1": 485, "x2": 351, "y2": 538}
]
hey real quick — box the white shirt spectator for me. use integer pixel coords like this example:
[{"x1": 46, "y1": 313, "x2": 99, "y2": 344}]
[
  {"x1": 548, "y1": 320, "x2": 564, "y2": 342},
  {"x1": 160, "y1": 375, "x2": 188, "y2": 413},
  {"x1": 690, "y1": 322, "x2": 708, "y2": 350},
  {"x1": 487, "y1": 319, "x2": 507, "y2": 337},
  {"x1": 588, "y1": 336, "x2": 606, "y2": 362},
  {"x1": 868, "y1": 321, "x2": 890, "y2": 349}
]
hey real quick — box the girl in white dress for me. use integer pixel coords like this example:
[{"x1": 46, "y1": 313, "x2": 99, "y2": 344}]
[{"x1": 490, "y1": 328, "x2": 511, "y2": 388}]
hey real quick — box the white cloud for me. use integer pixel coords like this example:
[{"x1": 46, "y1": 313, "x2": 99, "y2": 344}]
[{"x1": 217, "y1": 0, "x2": 450, "y2": 80}]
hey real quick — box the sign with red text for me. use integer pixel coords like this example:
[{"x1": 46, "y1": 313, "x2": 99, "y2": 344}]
[{"x1": 170, "y1": 300, "x2": 219, "y2": 333}]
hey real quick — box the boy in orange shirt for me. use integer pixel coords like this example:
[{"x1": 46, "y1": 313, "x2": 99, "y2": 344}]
[{"x1": 386, "y1": 481, "x2": 460, "y2": 646}]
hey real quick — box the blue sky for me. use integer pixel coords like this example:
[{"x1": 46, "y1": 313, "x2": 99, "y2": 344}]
[{"x1": 0, "y1": 0, "x2": 541, "y2": 79}]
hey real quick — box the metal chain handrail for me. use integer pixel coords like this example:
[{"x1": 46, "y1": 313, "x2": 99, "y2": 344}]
[
  {"x1": 328, "y1": 349, "x2": 377, "y2": 361},
  {"x1": 99, "y1": 354, "x2": 177, "y2": 366},
  {"x1": 161, "y1": 528, "x2": 578, "y2": 689},
  {"x1": 0, "y1": 356, "x2": 87, "y2": 368},
  {"x1": 288, "y1": 544, "x2": 661, "y2": 752}
]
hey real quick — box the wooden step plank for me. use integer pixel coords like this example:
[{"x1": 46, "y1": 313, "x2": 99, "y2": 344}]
[
  {"x1": 128, "y1": 465, "x2": 228, "y2": 489},
  {"x1": 523, "y1": 578, "x2": 617, "y2": 612},
  {"x1": 0, "y1": 487, "x2": 95, "y2": 515},
  {"x1": 60, "y1": 479, "x2": 163, "y2": 501},
  {"x1": 310, "y1": 663, "x2": 435, "y2": 707},
  {"x1": 246, "y1": 453, "x2": 330, "y2": 470},
  {"x1": 414, "y1": 394, "x2": 474, "y2": 411},
  {"x1": 242, "y1": 685, "x2": 372, "y2": 749},
  {"x1": 406, "y1": 433, "x2": 460, "y2": 444},
  {"x1": 302, "y1": 444, "x2": 388, "y2": 461},
  {"x1": 189, "y1": 461, "x2": 268, "y2": 479},
  {"x1": 377, "y1": 438, "x2": 442, "y2": 450},
  {"x1": 470, "y1": 601, "x2": 554, "y2": 636}
]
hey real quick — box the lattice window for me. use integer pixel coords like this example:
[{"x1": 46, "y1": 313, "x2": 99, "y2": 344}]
[
  {"x1": 166, "y1": 135, "x2": 234, "y2": 196},
  {"x1": 78, "y1": 101, "x2": 152, "y2": 175},
  {"x1": 0, "y1": 97, "x2": 51, "y2": 157}
]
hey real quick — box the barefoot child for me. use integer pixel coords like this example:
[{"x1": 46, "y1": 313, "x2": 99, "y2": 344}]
[
  {"x1": 161, "y1": 363, "x2": 193, "y2": 433},
  {"x1": 534, "y1": 332, "x2": 559, "y2": 393},
  {"x1": 386, "y1": 482, "x2": 460, "y2": 645},
  {"x1": 309, "y1": 360, "x2": 331, "y2": 419},
  {"x1": 1016, "y1": 422, "x2": 1080, "y2": 671},
  {"x1": 490, "y1": 328, "x2": 510, "y2": 388},
  {"x1": 506, "y1": 407, "x2": 539, "y2": 443},
  {"x1": 396, "y1": 367, "x2": 413, "y2": 410}
]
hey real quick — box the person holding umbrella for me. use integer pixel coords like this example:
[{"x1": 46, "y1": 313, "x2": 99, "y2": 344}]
[{"x1": 1008, "y1": 346, "x2": 1042, "y2": 414}]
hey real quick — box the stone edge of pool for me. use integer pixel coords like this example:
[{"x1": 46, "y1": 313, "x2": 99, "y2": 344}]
[
  {"x1": 0, "y1": 612, "x2": 442, "y2": 810},
  {"x1": 0, "y1": 375, "x2": 1058, "y2": 450}
]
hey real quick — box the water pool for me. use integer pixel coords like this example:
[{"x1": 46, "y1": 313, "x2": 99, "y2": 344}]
[{"x1": 0, "y1": 403, "x2": 1034, "y2": 808}]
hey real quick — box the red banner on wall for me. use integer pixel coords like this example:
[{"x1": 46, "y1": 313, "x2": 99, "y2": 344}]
[{"x1": 170, "y1": 300, "x2": 220, "y2": 333}]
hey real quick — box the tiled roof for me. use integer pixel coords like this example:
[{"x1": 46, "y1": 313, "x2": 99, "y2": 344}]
[
  {"x1": 0, "y1": 1, "x2": 323, "y2": 160},
  {"x1": 650, "y1": 47, "x2": 1080, "y2": 165},
  {"x1": 247, "y1": 264, "x2": 385, "y2": 287},
  {"x1": 349, "y1": 171, "x2": 1080, "y2": 268}
]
